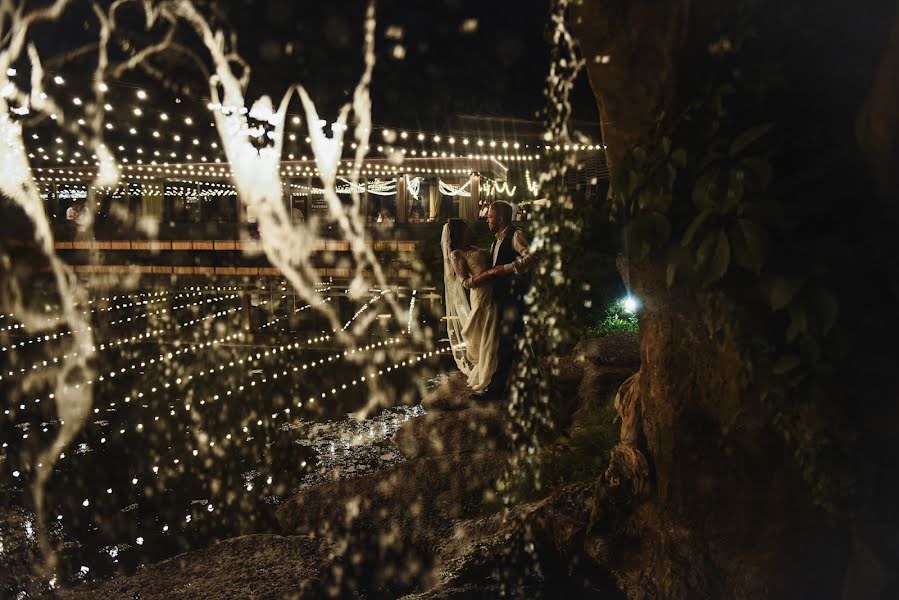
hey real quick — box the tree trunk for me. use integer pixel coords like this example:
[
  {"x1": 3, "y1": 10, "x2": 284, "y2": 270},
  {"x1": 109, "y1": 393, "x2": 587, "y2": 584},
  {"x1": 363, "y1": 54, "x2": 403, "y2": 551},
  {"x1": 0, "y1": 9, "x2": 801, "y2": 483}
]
[{"x1": 571, "y1": 1, "x2": 899, "y2": 598}]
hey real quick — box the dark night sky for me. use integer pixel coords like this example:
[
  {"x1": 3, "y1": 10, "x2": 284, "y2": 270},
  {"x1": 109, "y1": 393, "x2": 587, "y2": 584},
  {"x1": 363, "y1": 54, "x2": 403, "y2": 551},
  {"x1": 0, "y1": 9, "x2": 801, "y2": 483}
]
[
  {"x1": 222, "y1": 0, "x2": 599, "y2": 132},
  {"x1": 24, "y1": 0, "x2": 601, "y2": 165}
]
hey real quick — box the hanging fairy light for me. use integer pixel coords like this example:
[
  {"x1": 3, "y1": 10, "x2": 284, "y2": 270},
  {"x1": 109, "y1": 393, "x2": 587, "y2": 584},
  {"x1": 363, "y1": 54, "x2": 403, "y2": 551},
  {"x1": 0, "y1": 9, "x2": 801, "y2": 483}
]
[{"x1": 438, "y1": 178, "x2": 472, "y2": 197}]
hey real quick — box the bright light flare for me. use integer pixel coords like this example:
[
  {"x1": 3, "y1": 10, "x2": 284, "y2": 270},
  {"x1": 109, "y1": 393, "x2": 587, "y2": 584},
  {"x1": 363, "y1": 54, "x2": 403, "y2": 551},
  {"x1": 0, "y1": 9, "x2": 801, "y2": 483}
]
[{"x1": 623, "y1": 295, "x2": 639, "y2": 314}]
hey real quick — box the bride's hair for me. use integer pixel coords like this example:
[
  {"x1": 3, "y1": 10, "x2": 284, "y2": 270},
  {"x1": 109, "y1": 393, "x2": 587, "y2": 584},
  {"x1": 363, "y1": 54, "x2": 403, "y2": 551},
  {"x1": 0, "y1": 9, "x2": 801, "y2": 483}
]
[{"x1": 447, "y1": 218, "x2": 468, "y2": 251}]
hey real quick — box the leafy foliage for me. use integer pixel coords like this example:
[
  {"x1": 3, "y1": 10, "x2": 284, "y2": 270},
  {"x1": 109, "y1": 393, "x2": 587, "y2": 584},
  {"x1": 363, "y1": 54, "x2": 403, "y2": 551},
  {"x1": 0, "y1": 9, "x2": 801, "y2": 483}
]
[
  {"x1": 584, "y1": 302, "x2": 639, "y2": 339},
  {"x1": 606, "y1": 43, "x2": 863, "y2": 512}
]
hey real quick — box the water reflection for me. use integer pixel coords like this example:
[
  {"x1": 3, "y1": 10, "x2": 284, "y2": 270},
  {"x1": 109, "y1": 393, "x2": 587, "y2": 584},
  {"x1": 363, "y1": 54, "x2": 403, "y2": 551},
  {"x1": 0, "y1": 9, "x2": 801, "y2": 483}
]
[{"x1": 0, "y1": 280, "x2": 449, "y2": 589}]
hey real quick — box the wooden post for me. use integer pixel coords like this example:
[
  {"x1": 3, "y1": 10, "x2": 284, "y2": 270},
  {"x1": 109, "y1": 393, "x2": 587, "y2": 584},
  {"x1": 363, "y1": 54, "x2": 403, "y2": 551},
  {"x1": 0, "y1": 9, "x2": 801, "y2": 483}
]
[
  {"x1": 429, "y1": 179, "x2": 439, "y2": 219},
  {"x1": 141, "y1": 181, "x2": 164, "y2": 219},
  {"x1": 396, "y1": 175, "x2": 407, "y2": 223},
  {"x1": 242, "y1": 292, "x2": 252, "y2": 332},
  {"x1": 87, "y1": 185, "x2": 96, "y2": 219},
  {"x1": 462, "y1": 173, "x2": 479, "y2": 222}
]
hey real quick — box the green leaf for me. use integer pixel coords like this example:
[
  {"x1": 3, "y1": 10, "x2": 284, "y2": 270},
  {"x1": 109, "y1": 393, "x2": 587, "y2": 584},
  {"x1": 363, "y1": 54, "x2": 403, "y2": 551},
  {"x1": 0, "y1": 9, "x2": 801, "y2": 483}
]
[
  {"x1": 799, "y1": 337, "x2": 821, "y2": 363},
  {"x1": 645, "y1": 211, "x2": 671, "y2": 246},
  {"x1": 666, "y1": 260, "x2": 679, "y2": 288},
  {"x1": 666, "y1": 247, "x2": 693, "y2": 289},
  {"x1": 610, "y1": 159, "x2": 631, "y2": 196},
  {"x1": 730, "y1": 218, "x2": 767, "y2": 273},
  {"x1": 730, "y1": 123, "x2": 773, "y2": 157},
  {"x1": 633, "y1": 146, "x2": 647, "y2": 162},
  {"x1": 626, "y1": 169, "x2": 641, "y2": 196},
  {"x1": 717, "y1": 82, "x2": 737, "y2": 97},
  {"x1": 813, "y1": 288, "x2": 839, "y2": 334},
  {"x1": 696, "y1": 230, "x2": 716, "y2": 265},
  {"x1": 661, "y1": 137, "x2": 672, "y2": 155},
  {"x1": 768, "y1": 276, "x2": 804, "y2": 311},
  {"x1": 626, "y1": 212, "x2": 672, "y2": 260},
  {"x1": 692, "y1": 168, "x2": 721, "y2": 210},
  {"x1": 773, "y1": 355, "x2": 801, "y2": 375},
  {"x1": 637, "y1": 187, "x2": 670, "y2": 213},
  {"x1": 697, "y1": 229, "x2": 731, "y2": 284},
  {"x1": 624, "y1": 219, "x2": 651, "y2": 260},
  {"x1": 786, "y1": 305, "x2": 809, "y2": 342},
  {"x1": 708, "y1": 230, "x2": 731, "y2": 283},
  {"x1": 671, "y1": 148, "x2": 687, "y2": 168},
  {"x1": 722, "y1": 169, "x2": 744, "y2": 213},
  {"x1": 740, "y1": 156, "x2": 773, "y2": 191},
  {"x1": 682, "y1": 209, "x2": 714, "y2": 247},
  {"x1": 665, "y1": 163, "x2": 677, "y2": 189}
]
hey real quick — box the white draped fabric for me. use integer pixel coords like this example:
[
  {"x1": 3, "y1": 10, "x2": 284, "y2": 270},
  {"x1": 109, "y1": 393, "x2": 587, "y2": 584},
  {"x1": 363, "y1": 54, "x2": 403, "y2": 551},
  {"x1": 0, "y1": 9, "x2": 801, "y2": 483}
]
[{"x1": 441, "y1": 224, "x2": 499, "y2": 391}]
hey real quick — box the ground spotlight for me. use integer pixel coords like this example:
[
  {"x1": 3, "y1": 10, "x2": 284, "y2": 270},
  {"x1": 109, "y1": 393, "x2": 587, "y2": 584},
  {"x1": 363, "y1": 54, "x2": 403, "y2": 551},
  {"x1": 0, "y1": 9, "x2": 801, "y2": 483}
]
[{"x1": 622, "y1": 295, "x2": 639, "y2": 314}]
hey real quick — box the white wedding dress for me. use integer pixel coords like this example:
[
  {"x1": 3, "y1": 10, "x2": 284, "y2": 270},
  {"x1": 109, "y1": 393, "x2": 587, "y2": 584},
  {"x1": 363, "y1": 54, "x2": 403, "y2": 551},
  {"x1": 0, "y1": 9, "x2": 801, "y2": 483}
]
[{"x1": 442, "y1": 226, "x2": 499, "y2": 391}]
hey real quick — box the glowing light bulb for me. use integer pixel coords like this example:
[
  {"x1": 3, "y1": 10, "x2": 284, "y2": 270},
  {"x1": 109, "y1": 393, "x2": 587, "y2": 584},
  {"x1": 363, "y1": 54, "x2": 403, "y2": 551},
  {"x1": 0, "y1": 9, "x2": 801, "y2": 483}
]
[{"x1": 623, "y1": 295, "x2": 639, "y2": 314}]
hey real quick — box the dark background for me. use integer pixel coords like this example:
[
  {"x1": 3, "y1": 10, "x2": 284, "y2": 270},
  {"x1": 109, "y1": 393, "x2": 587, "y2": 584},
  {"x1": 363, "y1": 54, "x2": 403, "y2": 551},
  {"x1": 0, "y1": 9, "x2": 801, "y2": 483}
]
[
  {"x1": 225, "y1": 0, "x2": 600, "y2": 130},
  {"x1": 19, "y1": 0, "x2": 603, "y2": 171}
]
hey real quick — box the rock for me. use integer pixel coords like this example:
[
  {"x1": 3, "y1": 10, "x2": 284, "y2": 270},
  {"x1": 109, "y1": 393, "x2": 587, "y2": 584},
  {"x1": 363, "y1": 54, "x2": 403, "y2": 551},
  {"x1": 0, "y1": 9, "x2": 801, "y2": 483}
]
[
  {"x1": 548, "y1": 356, "x2": 587, "y2": 382},
  {"x1": 276, "y1": 451, "x2": 511, "y2": 537},
  {"x1": 393, "y1": 407, "x2": 508, "y2": 458},
  {"x1": 274, "y1": 450, "x2": 512, "y2": 596},
  {"x1": 565, "y1": 363, "x2": 635, "y2": 441},
  {"x1": 573, "y1": 333, "x2": 640, "y2": 367},
  {"x1": 422, "y1": 372, "x2": 477, "y2": 411},
  {"x1": 576, "y1": 363, "x2": 636, "y2": 413},
  {"x1": 398, "y1": 482, "x2": 622, "y2": 600},
  {"x1": 60, "y1": 534, "x2": 327, "y2": 600}
]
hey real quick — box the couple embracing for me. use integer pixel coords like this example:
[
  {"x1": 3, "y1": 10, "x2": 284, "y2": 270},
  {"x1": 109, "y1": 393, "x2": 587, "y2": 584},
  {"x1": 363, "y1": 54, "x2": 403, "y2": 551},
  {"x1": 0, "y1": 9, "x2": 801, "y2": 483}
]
[{"x1": 441, "y1": 201, "x2": 537, "y2": 399}]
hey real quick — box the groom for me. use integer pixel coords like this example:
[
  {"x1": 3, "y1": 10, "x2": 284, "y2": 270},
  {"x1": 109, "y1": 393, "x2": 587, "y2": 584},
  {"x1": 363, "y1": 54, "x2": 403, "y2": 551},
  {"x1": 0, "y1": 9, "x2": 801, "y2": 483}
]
[{"x1": 464, "y1": 200, "x2": 537, "y2": 399}]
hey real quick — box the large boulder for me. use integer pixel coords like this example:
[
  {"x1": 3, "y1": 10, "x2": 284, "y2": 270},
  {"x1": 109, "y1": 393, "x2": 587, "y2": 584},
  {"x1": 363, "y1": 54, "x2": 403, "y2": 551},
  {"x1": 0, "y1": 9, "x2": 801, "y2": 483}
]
[
  {"x1": 274, "y1": 450, "x2": 511, "y2": 597},
  {"x1": 392, "y1": 406, "x2": 508, "y2": 457},
  {"x1": 421, "y1": 372, "x2": 477, "y2": 411},
  {"x1": 575, "y1": 363, "x2": 636, "y2": 414},
  {"x1": 398, "y1": 482, "x2": 623, "y2": 600},
  {"x1": 60, "y1": 534, "x2": 327, "y2": 600},
  {"x1": 573, "y1": 332, "x2": 640, "y2": 367},
  {"x1": 275, "y1": 450, "x2": 510, "y2": 537},
  {"x1": 548, "y1": 355, "x2": 588, "y2": 382}
]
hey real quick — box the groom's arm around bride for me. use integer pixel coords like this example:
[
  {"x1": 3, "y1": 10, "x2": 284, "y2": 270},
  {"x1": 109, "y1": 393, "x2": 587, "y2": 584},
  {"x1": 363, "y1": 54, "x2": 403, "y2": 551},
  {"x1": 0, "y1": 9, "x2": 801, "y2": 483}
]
[{"x1": 470, "y1": 200, "x2": 539, "y2": 399}]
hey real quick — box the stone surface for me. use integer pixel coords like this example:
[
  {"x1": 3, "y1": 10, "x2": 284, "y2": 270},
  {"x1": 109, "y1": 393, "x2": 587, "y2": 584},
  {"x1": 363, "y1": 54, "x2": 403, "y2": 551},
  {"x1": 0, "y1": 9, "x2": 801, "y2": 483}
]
[
  {"x1": 60, "y1": 534, "x2": 327, "y2": 600},
  {"x1": 273, "y1": 449, "x2": 513, "y2": 596},
  {"x1": 392, "y1": 406, "x2": 508, "y2": 458},
  {"x1": 275, "y1": 450, "x2": 511, "y2": 538},
  {"x1": 398, "y1": 482, "x2": 623, "y2": 600},
  {"x1": 421, "y1": 372, "x2": 477, "y2": 411},
  {"x1": 573, "y1": 333, "x2": 640, "y2": 367},
  {"x1": 575, "y1": 363, "x2": 636, "y2": 415},
  {"x1": 61, "y1": 340, "x2": 631, "y2": 599},
  {"x1": 548, "y1": 356, "x2": 587, "y2": 382}
]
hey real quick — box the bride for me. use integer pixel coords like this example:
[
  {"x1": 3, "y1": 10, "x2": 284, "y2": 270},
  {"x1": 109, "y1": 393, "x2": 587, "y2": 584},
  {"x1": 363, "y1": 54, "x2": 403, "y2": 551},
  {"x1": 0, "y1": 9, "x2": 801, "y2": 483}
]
[{"x1": 442, "y1": 218, "x2": 500, "y2": 392}]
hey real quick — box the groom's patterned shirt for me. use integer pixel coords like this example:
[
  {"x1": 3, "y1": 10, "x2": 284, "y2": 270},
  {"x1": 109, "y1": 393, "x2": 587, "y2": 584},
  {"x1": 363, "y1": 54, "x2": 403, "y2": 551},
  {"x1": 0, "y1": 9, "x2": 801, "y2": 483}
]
[{"x1": 492, "y1": 226, "x2": 538, "y2": 275}]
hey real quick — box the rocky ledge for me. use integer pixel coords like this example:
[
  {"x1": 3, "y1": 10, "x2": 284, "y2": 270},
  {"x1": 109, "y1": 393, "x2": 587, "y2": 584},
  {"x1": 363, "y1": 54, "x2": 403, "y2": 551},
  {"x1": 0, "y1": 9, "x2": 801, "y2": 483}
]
[{"x1": 64, "y1": 334, "x2": 639, "y2": 599}]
